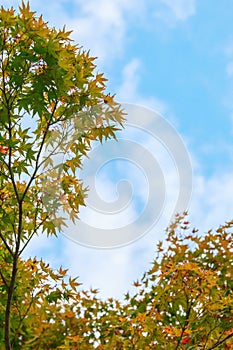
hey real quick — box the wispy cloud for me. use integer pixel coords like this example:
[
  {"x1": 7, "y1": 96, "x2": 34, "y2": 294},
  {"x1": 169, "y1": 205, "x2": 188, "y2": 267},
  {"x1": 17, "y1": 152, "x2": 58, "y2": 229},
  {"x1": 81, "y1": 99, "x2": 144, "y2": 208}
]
[
  {"x1": 117, "y1": 58, "x2": 179, "y2": 128},
  {"x1": 117, "y1": 59, "x2": 170, "y2": 114},
  {"x1": 190, "y1": 172, "x2": 233, "y2": 232},
  {"x1": 1, "y1": 0, "x2": 140, "y2": 64},
  {"x1": 160, "y1": 0, "x2": 196, "y2": 21},
  {"x1": 24, "y1": 166, "x2": 233, "y2": 299}
]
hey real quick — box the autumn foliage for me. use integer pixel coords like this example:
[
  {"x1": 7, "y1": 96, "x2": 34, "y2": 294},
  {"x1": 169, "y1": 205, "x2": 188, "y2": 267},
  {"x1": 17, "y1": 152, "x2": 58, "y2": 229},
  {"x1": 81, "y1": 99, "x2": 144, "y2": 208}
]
[
  {"x1": 0, "y1": 2, "x2": 233, "y2": 350},
  {"x1": 0, "y1": 2, "x2": 124, "y2": 349},
  {"x1": 0, "y1": 213, "x2": 233, "y2": 349}
]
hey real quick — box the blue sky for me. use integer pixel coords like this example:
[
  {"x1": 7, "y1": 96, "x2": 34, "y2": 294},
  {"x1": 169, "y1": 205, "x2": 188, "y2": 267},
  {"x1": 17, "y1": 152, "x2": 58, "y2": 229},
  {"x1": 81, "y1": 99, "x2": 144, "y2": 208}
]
[{"x1": 3, "y1": 0, "x2": 233, "y2": 298}]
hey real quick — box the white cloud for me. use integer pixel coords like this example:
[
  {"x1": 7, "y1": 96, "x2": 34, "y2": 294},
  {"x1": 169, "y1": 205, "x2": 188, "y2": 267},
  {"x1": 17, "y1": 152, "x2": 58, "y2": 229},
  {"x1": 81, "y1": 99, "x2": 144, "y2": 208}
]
[
  {"x1": 24, "y1": 166, "x2": 233, "y2": 299},
  {"x1": 160, "y1": 0, "x2": 196, "y2": 20},
  {"x1": 190, "y1": 172, "x2": 233, "y2": 232},
  {"x1": 1, "y1": 0, "x2": 196, "y2": 68},
  {"x1": 67, "y1": 1, "x2": 127, "y2": 63},
  {"x1": 117, "y1": 59, "x2": 169, "y2": 113},
  {"x1": 117, "y1": 58, "x2": 179, "y2": 127},
  {"x1": 117, "y1": 59, "x2": 141, "y2": 101},
  {"x1": 1, "y1": 0, "x2": 142, "y2": 64},
  {"x1": 52, "y1": 0, "x2": 144, "y2": 65},
  {"x1": 62, "y1": 241, "x2": 136, "y2": 299}
]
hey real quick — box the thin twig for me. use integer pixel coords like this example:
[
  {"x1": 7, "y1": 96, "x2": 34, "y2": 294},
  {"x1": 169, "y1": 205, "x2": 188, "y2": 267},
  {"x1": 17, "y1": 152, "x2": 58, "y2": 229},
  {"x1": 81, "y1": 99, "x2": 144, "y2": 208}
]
[{"x1": 0, "y1": 269, "x2": 9, "y2": 290}]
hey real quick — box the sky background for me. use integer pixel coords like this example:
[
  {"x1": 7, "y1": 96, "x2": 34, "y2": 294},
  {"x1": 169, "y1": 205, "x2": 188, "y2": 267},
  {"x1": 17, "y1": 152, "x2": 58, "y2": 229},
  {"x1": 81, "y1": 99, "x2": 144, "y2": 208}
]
[{"x1": 2, "y1": 0, "x2": 233, "y2": 299}]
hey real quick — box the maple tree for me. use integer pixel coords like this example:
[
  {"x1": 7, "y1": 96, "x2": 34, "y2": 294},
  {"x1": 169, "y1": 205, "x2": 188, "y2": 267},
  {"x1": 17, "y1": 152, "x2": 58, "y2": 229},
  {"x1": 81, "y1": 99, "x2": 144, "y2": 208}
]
[
  {"x1": 0, "y1": 213, "x2": 233, "y2": 349},
  {"x1": 1, "y1": 2, "x2": 233, "y2": 350},
  {"x1": 0, "y1": 2, "x2": 124, "y2": 349}
]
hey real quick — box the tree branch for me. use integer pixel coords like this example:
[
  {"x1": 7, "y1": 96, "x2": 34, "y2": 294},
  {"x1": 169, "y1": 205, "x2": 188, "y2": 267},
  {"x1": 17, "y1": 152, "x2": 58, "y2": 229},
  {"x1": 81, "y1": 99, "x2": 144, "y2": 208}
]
[
  {"x1": 0, "y1": 231, "x2": 13, "y2": 256},
  {"x1": 0, "y1": 270, "x2": 9, "y2": 291},
  {"x1": 207, "y1": 332, "x2": 233, "y2": 350}
]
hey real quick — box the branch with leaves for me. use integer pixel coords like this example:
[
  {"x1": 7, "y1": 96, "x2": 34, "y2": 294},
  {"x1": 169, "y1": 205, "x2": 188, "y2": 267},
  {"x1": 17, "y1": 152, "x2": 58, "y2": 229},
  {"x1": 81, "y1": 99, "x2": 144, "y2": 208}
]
[{"x1": 0, "y1": 2, "x2": 124, "y2": 349}]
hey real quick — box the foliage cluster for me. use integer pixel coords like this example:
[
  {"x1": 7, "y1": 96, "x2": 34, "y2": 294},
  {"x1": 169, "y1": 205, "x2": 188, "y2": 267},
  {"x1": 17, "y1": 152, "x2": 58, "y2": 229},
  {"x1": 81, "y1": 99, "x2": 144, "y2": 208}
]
[
  {"x1": 0, "y1": 3, "x2": 232, "y2": 349},
  {"x1": 1, "y1": 214, "x2": 233, "y2": 349},
  {"x1": 0, "y1": 3, "x2": 124, "y2": 349}
]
